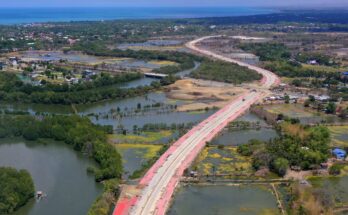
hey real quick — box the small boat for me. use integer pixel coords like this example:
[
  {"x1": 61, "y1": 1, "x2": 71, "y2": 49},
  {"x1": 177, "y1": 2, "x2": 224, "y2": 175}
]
[{"x1": 36, "y1": 191, "x2": 47, "y2": 201}]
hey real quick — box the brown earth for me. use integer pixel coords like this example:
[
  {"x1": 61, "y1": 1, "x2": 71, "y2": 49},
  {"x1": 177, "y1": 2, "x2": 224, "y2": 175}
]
[{"x1": 165, "y1": 79, "x2": 247, "y2": 111}]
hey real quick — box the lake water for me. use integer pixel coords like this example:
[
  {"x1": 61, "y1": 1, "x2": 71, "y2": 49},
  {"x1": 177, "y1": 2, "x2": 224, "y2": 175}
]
[
  {"x1": 0, "y1": 7, "x2": 276, "y2": 25},
  {"x1": 168, "y1": 185, "x2": 279, "y2": 215},
  {"x1": 0, "y1": 139, "x2": 102, "y2": 215}
]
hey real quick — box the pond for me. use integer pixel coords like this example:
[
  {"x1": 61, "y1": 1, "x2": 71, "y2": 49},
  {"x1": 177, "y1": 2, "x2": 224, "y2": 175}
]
[
  {"x1": 76, "y1": 91, "x2": 215, "y2": 130},
  {"x1": 212, "y1": 113, "x2": 278, "y2": 146},
  {"x1": 168, "y1": 185, "x2": 279, "y2": 215},
  {"x1": 328, "y1": 126, "x2": 348, "y2": 147},
  {"x1": 115, "y1": 143, "x2": 163, "y2": 178},
  {"x1": 309, "y1": 176, "x2": 348, "y2": 205},
  {"x1": 0, "y1": 91, "x2": 216, "y2": 131},
  {"x1": 1, "y1": 61, "x2": 204, "y2": 130},
  {"x1": 194, "y1": 146, "x2": 253, "y2": 175},
  {"x1": 0, "y1": 139, "x2": 102, "y2": 215}
]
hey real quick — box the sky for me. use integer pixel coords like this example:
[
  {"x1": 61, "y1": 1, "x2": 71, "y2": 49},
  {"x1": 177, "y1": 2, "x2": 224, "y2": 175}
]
[{"x1": 2, "y1": 0, "x2": 348, "y2": 8}]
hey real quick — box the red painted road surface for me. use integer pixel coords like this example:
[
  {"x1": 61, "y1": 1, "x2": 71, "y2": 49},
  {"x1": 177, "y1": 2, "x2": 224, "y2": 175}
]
[{"x1": 113, "y1": 35, "x2": 280, "y2": 215}]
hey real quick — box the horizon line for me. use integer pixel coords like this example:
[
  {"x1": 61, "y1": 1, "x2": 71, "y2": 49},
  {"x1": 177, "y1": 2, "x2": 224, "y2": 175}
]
[{"x1": 0, "y1": 6, "x2": 348, "y2": 9}]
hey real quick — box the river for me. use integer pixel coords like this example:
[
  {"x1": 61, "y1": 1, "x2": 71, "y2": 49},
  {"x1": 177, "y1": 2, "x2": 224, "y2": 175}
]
[{"x1": 0, "y1": 139, "x2": 102, "y2": 215}]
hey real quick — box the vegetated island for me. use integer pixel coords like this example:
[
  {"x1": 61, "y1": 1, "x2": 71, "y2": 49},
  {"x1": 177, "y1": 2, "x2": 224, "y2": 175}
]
[{"x1": 0, "y1": 167, "x2": 35, "y2": 214}]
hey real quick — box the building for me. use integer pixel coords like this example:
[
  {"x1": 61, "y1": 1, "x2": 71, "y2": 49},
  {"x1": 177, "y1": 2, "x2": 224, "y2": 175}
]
[
  {"x1": 82, "y1": 70, "x2": 96, "y2": 77},
  {"x1": 332, "y1": 148, "x2": 346, "y2": 160},
  {"x1": 308, "y1": 60, "x2": 318, "y2": 65},
  {"x1": 342, "y1": 72, "x2": 348, "y2": 82},
  {"x1": 313, "y1": 95, "x2": 331, "y2": 102}
]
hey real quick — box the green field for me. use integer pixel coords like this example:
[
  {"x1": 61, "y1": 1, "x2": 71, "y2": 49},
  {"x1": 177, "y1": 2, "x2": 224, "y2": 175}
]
[{"x1": 264, "y1": 104, "x2": 316, "y2": 118}]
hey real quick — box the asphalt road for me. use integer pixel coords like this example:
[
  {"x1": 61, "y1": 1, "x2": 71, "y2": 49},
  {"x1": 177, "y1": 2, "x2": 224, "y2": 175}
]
[{"x1": 130, "y1": 36, "x2": 279, "y2": 215}]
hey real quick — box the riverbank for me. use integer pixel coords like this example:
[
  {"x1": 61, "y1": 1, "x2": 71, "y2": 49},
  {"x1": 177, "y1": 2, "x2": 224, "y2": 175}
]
[{"x1": 0, "y1": 139, "x2": 102, "y2": 215}]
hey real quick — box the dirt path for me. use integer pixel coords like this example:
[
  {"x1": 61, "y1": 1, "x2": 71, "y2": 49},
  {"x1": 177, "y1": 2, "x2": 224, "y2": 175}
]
[{"x1": 271, "y1": 183, "x2": 286, "y2": 215}]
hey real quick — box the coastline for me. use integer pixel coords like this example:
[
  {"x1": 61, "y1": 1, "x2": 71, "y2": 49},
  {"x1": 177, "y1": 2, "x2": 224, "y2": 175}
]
[{"x1": 0, "y1": 7, "x2": 276, "y2": 25}]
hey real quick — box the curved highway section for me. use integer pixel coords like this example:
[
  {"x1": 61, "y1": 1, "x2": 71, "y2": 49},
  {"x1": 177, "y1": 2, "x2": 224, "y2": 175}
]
[{"x1": 113, "y1": 35, "x2": 280, "y2": 215}]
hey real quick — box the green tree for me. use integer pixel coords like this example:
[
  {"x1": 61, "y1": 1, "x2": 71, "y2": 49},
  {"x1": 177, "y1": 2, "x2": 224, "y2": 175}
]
[
  {"x1": 329, "y1": 164, "x2": 342, "y2": 175},
  {"x1": 23, "y1": 126, "x2": 39, "y2": 141},
  {"x1": 326, "y1": 102, "x2": 336, "y2": 114},
  {"x1": 0, "y1": 167, "x2": 35, "y2": 214},
  {"x1": 272, "y1": 158, "x2": 289, "y2": 177}
]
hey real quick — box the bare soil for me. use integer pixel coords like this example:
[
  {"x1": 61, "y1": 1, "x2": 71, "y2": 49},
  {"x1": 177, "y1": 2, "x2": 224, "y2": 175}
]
[{"x1": 166, "y1": 79, "x2": 246, "y2": 111}]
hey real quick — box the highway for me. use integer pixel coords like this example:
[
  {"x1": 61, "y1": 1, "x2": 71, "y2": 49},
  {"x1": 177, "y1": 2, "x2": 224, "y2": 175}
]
[
  {"x1": 115, "y1": 36, "x2": 279, "y2": 215},
  {"x1": 186, "y1": 36, "x2": 280, "y2": 89}
]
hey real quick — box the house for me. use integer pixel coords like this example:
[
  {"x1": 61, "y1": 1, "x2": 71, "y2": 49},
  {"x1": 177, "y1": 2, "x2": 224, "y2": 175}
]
[
  {"x1": 342, "y1": 72, "x2": 348, "y2": 81},
  {"x1": 82, "y1": 70, "x2": 96, "y2": 77},
  {"x1": 65, "y1": 77, "x2": 79, "y2": 84},
  {"x1": 308, "y1": 60, "x2": 318, "y2": 65},
  {"x1": 332, "y1": 148, "x2": 346, "y2": 160},
  {"x1": 313, "y1": 95, "x2": 330, "y2": 102},
  {"x1": 8, "y1": 57, "x2": 19, "y2": 66}
]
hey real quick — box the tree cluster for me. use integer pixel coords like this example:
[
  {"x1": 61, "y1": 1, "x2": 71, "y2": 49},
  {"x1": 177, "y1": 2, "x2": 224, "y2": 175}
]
[
  {"x1": 238, "y1": 42, "x2": 291, "y2": 61},
  {"x1": 0, "y1": 167, "x2": 35, "y2": 214},
  {"x1": 0, "y1": 72, "x2": 172, "y2": 105},
  {"x1": 190, "y1": 59, "x2": 262, "y2": 84},
  {"x1": 0, "y1": 115, "x2": 122, "y2": 182},
  {"x1": 238, "y1": 123, "x2": 331, "y2": 176}
]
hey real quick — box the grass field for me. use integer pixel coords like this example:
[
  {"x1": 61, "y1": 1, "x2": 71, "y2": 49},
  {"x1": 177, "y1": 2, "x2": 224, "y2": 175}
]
[
  {"x1": 264, "y1": 104, "x2": 315, "y2": 118},
  {"x1": 301, "y1": 64, "x2": 347, "y2": 73}
]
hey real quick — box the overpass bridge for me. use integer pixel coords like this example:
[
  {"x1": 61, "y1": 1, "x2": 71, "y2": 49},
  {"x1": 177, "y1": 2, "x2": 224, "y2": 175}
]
[{"x1": 113, "y1": 36, "x2": 280, "y2": 215}]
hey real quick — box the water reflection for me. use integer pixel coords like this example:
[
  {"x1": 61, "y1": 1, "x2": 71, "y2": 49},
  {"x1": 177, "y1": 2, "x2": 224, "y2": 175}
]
[
  {"x1": 168, "y1": 185, "x2": 279, "y2": 215},
  {"x1": 0, "y1": 139, "x2": 102, "y2": 215}
]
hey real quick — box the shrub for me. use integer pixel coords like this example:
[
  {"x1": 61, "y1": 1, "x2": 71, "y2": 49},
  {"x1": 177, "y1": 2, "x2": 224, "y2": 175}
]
[{"x1": 329, "y1": 164, "x2": 343, "y2": 175}]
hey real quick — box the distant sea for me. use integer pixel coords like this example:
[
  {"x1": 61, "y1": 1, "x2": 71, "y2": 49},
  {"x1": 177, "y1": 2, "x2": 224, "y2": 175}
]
[{"x1": 0, "y1": 7, "x2": 276, "y2": 25}]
